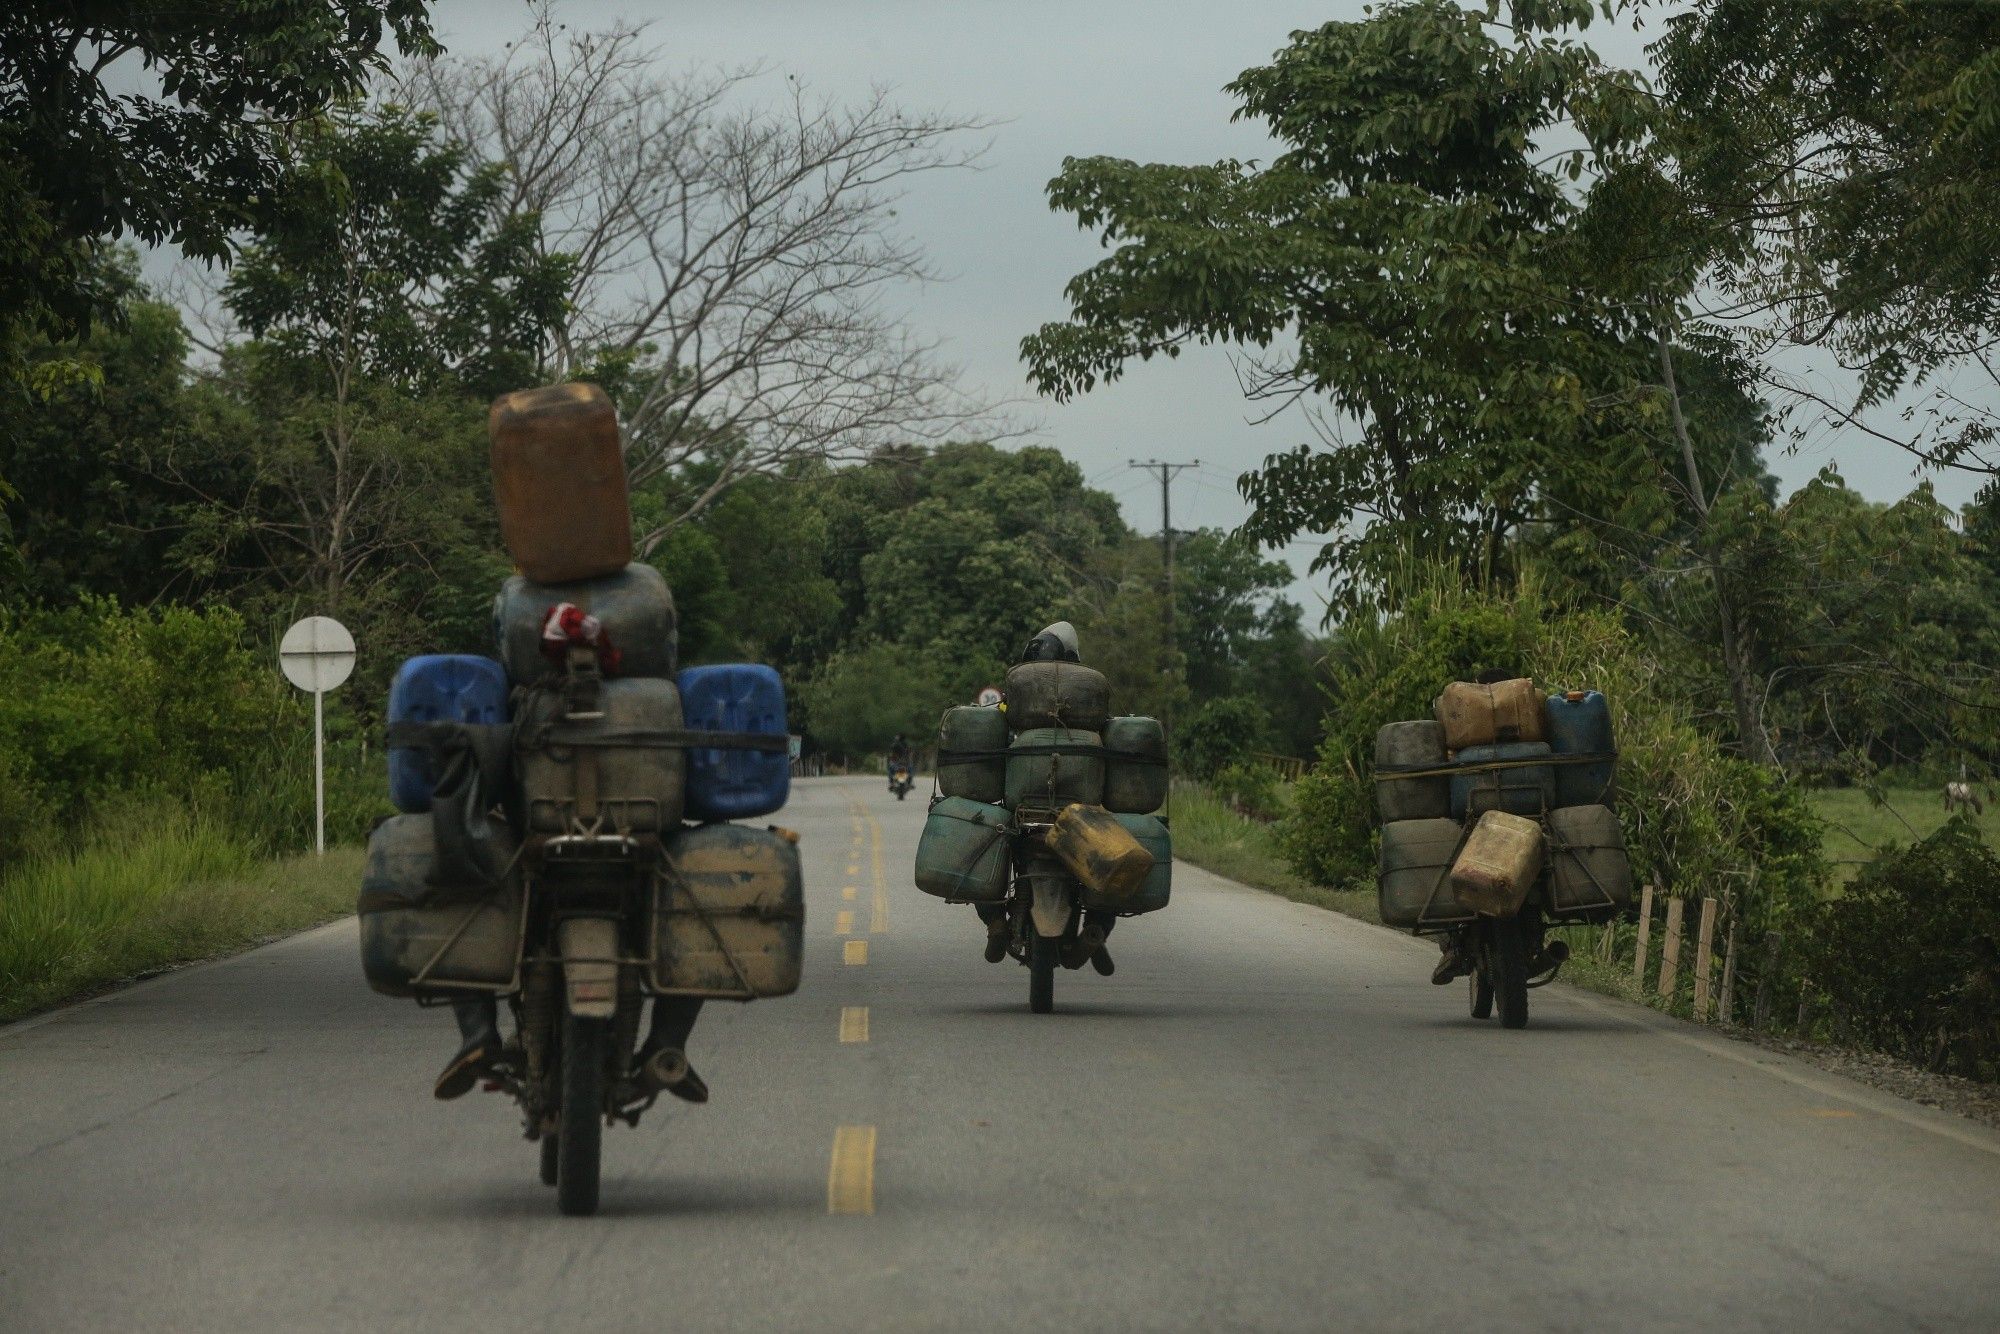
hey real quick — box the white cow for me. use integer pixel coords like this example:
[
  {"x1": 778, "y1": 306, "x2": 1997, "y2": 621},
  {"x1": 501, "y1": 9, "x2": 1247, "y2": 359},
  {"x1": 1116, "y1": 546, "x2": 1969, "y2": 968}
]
[{"x1": 1944, "y1": 781, "x2": 1985, "y2": 815}]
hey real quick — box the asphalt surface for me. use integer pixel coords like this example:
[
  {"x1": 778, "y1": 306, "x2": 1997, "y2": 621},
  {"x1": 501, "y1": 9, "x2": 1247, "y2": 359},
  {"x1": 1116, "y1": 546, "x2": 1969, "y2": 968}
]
[{"x1": 4, "y1": 775, "x2": 1999, "y2": 1332}]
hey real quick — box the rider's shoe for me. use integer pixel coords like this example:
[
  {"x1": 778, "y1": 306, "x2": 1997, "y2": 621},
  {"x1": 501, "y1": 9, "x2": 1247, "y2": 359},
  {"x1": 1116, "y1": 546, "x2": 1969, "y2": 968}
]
[
  {"x1": 983, "y1": 931, "x2": 1008, "y2": 964},
  {"x1": 1090, "y1": 946, "x2": 1115, "y2": 977},
  {"x1": 1430, "y1": 942, "x2": 1471, "y2": 986},
  {"x1": 434, "y1": 1029, "x2": 503, "y2": 1100},
  {"x1": 435, "y1": 995, "x2": 504, "y2": 1100}
]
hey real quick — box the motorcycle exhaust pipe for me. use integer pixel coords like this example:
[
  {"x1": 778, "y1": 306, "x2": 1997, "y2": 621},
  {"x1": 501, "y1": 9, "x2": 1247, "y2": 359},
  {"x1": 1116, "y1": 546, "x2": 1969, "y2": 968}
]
[
  {"x1": 640, "y1": 1046, "x2": 690, "y2": 1093},
  {"x1": 1530, "y1": 939, "x2": 1571, "y2": 976}
]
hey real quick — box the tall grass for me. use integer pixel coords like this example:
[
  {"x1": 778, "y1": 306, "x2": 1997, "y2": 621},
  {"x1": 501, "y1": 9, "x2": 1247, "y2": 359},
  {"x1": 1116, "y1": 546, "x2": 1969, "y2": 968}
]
[
  {"x1": 0, "y1": 803, "x2": 361, "y2": 1021},
  {"x1": 1169, "y1": 781, "x2": 1379, "y2": 921}
]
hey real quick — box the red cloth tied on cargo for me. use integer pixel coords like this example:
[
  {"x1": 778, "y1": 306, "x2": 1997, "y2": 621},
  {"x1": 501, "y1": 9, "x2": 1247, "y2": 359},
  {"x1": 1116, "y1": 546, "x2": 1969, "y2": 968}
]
[{"x1": 539, "y1": 602, "x2": 622, "y2": 674}]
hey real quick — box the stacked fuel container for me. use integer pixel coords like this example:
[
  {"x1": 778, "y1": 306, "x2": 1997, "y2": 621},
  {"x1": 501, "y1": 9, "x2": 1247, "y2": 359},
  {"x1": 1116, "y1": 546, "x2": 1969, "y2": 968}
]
[
  {"x1": 1373, "y1": 678, "x2": 1633, "y2": 933},
  {"x1": 914, "y1": 658, "x2": 1173, "y2": 917},
  {"x1": 358, "y1": 381, "x2": 804, "y2": 1006}
]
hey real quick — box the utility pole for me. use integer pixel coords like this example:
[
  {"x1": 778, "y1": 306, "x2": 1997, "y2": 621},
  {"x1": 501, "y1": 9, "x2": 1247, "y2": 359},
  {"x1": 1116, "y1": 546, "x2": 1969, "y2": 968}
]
[{"x1": 1129, "y1": 459, "x2": 1198, "y2": 738}]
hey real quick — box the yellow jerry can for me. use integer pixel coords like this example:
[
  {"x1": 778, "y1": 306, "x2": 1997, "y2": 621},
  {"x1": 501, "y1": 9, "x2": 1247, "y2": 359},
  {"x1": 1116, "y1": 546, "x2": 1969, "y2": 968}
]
[
  {"x1": 1449, "y1": 809, "x2": 1544, "y2": 917},
  {"x1": 1046, "y1": 802, "x2": 1155, "y2": 902}
]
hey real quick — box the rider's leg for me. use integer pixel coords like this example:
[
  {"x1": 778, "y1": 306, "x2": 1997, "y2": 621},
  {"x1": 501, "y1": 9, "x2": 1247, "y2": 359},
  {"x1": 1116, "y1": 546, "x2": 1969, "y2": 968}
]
[
  {"x1": 1083, "y1": 908, "x2": 1117, "y2": 976},
  {"x1": 976, "y1": 901, "x2": 1009, "y2": 962},
  {"x1": 638, "y1": 996, "x2": 708, "y2": 1103},
  {"x1": 434, "y1": 993, "x2": 503, "y2": 1100}
]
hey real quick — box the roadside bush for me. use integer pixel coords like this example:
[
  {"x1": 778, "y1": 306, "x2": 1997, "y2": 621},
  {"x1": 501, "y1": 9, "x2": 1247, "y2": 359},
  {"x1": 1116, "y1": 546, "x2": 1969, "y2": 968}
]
[
  {"x1": 1280, "y1": 568, "x2": 1828, "y2": 934},
  {"x1": 1800, "y1": 819, "x2": 2000, "y2": 1079},
  {"x1": 1176, "y1": 695, "x2": 1271, "y2": 778},
  {"x1": 1211, "y1": 761, "x2": 1286, "y2": 822},
  {"x1": 802, "y1": 640, "x2": 952, "y2": 758},
  {"x1": 0, "y1": 597, "x2": 388, "y2": 866}
]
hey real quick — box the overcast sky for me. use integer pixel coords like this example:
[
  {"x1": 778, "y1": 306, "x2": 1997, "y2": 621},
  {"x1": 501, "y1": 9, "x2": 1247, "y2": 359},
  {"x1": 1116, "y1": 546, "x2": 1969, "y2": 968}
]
[{"x1": 277, "y1": 2, "x2": 1989, "y2": 614}]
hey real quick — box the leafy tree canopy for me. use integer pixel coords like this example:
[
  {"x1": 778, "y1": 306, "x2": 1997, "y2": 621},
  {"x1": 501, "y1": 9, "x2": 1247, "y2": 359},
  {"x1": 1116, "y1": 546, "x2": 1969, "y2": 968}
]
[
  {"x1": 1650, "y1": 0, "x2": 2000, "y2": 419},
  {"x1": 0, "y1": 0, "x2": 437, "y2": 344},
  {"x1": 223, "y1": 103, "x2": 571, "y2": 400},
  {"x1": 1021, "y1": 0, "x2": 1657, "y2": 605}
]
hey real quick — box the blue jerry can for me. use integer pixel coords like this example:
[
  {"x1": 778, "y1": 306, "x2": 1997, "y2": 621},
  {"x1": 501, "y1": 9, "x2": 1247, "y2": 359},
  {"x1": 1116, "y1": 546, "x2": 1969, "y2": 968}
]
[
  {"x1": 680, "y1": 663, "x2": 790, "y2": 821},
  {"x1": 1546, "y1": 690, "x2": 1618, "y2": 807},
  {"x1": 386, "y1": 655, "x2": 509, "y2": 813}
]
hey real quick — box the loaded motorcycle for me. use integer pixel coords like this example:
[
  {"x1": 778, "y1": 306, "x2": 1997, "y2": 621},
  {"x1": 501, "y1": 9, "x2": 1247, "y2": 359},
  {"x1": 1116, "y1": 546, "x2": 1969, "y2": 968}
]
[
  {"x1": 364, "y1": 650, "x2": 801, "y2": 1216},
  {"x1": 890, "y1": 761, "x2": 914, "y2": 800}
]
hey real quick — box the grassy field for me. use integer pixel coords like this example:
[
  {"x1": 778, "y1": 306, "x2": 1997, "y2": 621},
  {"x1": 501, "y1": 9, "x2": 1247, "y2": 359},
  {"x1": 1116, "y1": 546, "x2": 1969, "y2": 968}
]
[
  {"x1": 1807, "y1": 785, "x2": 2000, "y2": 880},
  {"x1": 1169, "y1": 782, "x2": 1379, "y2": 923},
  {"x1": 0, "y1": 809, "x2": 360, "y2": 1022}
]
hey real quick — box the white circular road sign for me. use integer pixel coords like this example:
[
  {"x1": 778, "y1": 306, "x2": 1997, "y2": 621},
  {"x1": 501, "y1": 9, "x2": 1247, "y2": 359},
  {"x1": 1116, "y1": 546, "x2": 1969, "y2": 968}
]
[
  {"x1": 976, "y1": 685, "x2": 1003, "y2": 707},
  {"x1": 279, "y1": 616, "x2": 356, "y2": 693}
]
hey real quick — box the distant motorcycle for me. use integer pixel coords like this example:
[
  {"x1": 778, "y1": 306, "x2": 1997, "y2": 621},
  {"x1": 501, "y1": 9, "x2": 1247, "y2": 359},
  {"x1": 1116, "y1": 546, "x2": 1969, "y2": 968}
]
[{"x1": 889, "y1": 762, "x2": 914, "y2": 800}]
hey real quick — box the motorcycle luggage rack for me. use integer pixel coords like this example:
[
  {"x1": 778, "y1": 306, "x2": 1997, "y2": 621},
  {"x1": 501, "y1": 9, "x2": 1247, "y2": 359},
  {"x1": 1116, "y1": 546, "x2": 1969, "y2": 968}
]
[{"x1": 541, "y1": 831, "x2": 647, "y2": 859}]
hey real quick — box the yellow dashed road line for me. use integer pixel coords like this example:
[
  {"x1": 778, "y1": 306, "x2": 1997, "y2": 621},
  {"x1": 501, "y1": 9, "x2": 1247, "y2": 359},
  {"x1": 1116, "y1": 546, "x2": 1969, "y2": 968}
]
[
  {"x1": 868, "y1": 813, "x2": 889, "y2": 933},
  {"x1": 839, "y1": 1006, "x2": 869, "y2": 1043},
  {"x1": 827, "y1": 1125, "x2": 876, "y2": 1215},
  {"x1": 835, "y1": 909, "x2": 854, "y2": 937},
  {"x1": 844, "y1": 939, "x2": 868, "y2": 965},
  {"x1": 842, "y1": 885, "x2": 857, "y2": 901}
]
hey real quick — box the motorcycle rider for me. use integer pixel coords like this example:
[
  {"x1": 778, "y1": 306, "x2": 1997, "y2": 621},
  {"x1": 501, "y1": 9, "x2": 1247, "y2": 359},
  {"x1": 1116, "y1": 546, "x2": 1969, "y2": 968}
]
[
  {"x1": 887, "y1": 733, "x2": 913, "y2": 788},
  {"x1": 1431, "y1": 666, "x2": 1523, "y2": 987},
  {"x1": 977, "y1": 620, "x2": 1117, "y2": 975}
]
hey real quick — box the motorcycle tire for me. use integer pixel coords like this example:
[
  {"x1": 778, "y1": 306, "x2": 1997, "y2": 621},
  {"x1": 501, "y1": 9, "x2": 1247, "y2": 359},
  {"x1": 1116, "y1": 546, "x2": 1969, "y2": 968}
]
[
  {"x1": 1469, "y1": 965, "x2": 1494, "y2": 1020},
  {"x1": 557, "y1": 1012, "x2": 608, "y2": 1216},
  {"x1": 1492, "y1": 916, "x2": 1530, "y2": 1030},
  {"x1": 539, "y1": 1134, "x2": 560, "y2": 1187},
  {"x1": 1029, "y1": 933, "x2": 1057, "y2": 1014}
]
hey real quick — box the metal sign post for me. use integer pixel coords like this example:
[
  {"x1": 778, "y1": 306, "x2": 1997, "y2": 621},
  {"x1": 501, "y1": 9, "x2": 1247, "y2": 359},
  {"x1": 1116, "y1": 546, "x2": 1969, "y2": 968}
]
[{"x1": 279, "y1": 616, "x2": 356, "y2": 854}]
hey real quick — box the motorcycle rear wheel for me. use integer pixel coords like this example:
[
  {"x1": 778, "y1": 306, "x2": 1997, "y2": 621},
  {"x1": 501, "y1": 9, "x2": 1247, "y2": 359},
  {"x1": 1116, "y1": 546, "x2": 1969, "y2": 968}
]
[
  {"x1": 1492, "y1": 916, "x2": 1530, "y2": 1030},
  {"x1": 557, "y1": 1012, "x2": 608, "y2": 1216},
  {"x1": 1029, "y1": 933, "x2": 1057, "y2": 1014},
  {"x1": 1469, "y1": 965, "x2": 1494, "y2": 1020}
]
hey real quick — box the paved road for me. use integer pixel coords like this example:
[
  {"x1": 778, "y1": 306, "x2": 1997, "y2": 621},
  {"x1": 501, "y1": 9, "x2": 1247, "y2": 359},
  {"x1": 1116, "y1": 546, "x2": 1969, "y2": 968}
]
[{"x1": 4, "y1": 775, "x2": 1998, "y2": 1332}]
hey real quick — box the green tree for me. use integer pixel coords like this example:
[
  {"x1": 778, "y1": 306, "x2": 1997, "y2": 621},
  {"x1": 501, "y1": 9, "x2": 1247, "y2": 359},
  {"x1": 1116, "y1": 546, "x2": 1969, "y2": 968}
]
[
  {"x1": 0, "y1": 249, "x2": 245, "y2": 606},
  {"x1": 0, "y1": 1, "x2": 437, "y2": 350},
  {"x1": 845, "y1": 443, "x2": 1126, "y2": 694},
  {"x1": 1021, "y1": 0, "x2": 1656, "y2": 606},
  {"x1": 1710, "y1": 471, "x2": 2000, "y2": 772},
  {"x1": 1175, "y1": 531, "x2": 1289, "y2": 696},
  {"x1": 1651, "y1": 1, "x2": 2000, "y2": 471},
  {"x1": 801, "y1": 642, "x2": 953, "y2": 759},
  {"x1": 165, "y1": 104, "x2": 570, "y2": 631}
]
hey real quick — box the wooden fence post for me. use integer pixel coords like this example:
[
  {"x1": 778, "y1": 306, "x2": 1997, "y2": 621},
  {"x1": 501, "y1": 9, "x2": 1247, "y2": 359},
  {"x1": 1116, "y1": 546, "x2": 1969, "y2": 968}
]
[
  {"x1": 1692, "y1": 897, "x2": 1719, "y2": 1022},
  {"x1": 1658, "y1": 896, "x2": 1685, "y2": 1000},
  {"x1": 1753, "y1": 931, "x2": 1782, "y2": 1032},
  {"x1": 1717, "y1": 923, "x2": 1739, "y2": 1027},
  {"x1": 1796, "y1": 977, "x2": 1813, "y2": 1033},
  {"x1": 1633, "y1": 882, "x2": 1656, "y2": 988}
]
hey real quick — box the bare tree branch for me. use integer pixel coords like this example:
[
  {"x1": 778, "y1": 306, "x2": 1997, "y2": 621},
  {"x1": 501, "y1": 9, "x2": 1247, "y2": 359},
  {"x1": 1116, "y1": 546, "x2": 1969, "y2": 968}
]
[{"x1": 397, "y1": 6, "x2": 1008, "y2": 546}]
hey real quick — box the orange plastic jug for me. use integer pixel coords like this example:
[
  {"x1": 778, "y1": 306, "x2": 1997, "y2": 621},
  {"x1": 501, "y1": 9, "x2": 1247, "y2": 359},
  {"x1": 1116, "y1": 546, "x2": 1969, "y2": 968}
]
[
  {"x1": 1449, "y1": 810, "x2": 1544, "y2": 916},
  {"x1": 1047, "y1": 802, "x2": 1155, "y2": 901},
  {"x1": 489, "y1": 383, "x2": 633, "y2": 584},
  {"x1": 1434, "y1": 678, "x2": 1546, "y2": 750}
]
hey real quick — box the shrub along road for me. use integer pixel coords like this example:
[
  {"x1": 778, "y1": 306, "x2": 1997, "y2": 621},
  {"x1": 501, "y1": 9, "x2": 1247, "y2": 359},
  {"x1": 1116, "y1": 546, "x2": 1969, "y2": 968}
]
[{"x1": 2, "y1": 777, "x2": 1997, "y2": 1331}]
